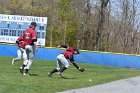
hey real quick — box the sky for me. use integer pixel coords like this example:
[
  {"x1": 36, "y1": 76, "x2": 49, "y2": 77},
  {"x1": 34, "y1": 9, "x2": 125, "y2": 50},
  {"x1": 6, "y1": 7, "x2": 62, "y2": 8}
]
[
  {"x1": 92, "y1": 0, "x2": 140, "y2": 18},
  {"x1": 90, "y1": 0, "x2": 140, "y2": 29}
]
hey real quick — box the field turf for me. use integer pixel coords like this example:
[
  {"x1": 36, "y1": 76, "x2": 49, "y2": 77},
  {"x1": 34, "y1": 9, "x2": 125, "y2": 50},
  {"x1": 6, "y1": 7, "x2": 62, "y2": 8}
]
[{"x1": 0, "y1": 56, "x2": 140, "y2": 93}]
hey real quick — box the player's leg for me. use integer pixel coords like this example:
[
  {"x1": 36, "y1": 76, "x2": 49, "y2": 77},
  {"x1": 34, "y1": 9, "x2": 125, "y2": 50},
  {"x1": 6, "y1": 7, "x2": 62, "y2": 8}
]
[
  {"x1": 48, "y1": 56, "x2": 62, "y2": 77},
  {"x1": 24, "y1": 45, "x2": 34, "y2": 76},
  {"x1": 22, "y1": 48, "x2": 28, "y2": 64},
  {"x1": 58, "y1": 55, "x2": 69, "y2": 76},
  {"x1": 48, "y1": 59, "x2": 62, "y2": 77},
  {"x1": 12, "y1": 49, "x2": 22, "y2": 65},
  {"x1": 20, "y1": 45, "x2": 30, "y2": 75},
  {"x1": 20, "y1": 48, "x2": 28, "y2": 74},
  {"x1": 48, "y1": 54, "x2": 69, "y2": 77},
  {"x1": 24, "y1": 60, "x2": 32, "y2": 75}
]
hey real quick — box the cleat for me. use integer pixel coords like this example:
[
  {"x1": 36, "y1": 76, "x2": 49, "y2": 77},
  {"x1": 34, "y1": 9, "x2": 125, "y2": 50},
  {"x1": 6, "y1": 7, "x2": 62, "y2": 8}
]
[
  {"x1": 12, "y1": 59, "x2": 15, "y2": 65},
  {"x1": 23, "y1": 73, "x2": 26, "y2": 75},
  {"x1": 59, "y1": 73, "x2": 66, "y2": 79},
  {"x1": 48, "y1": 72, "x2": 52, "y2": 77},
  {"x1": 20, "y1": 67, "x2": 23, "y2": 74},
  {"x1": 23, "y1": 73, "x2": 29, "y2": 76},
  {"x1": 59, "y1": 72, "x2": 64, "y2": 78}
]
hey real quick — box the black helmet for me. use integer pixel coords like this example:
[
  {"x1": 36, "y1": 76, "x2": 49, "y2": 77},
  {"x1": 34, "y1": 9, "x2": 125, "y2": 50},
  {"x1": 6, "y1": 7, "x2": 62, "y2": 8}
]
[
  {"x1": 31, "y1": 22, "x2": 37, "y2": 26},
  {"x1": 74, "y1": 48, "x2": 80, "y2": 54}
]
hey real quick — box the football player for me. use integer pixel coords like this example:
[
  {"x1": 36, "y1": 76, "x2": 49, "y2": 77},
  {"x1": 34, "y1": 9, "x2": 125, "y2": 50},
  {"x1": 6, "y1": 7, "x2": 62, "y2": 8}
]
[
  {"x1": 12, "y1": 36, "x2": 27, "y2": 65},
  {"x1": 20, "y1": 22, "x2": 38, "y2": 76},
  {"x1": 48, "y1": 45, "x2": 84, "y2": 78}
]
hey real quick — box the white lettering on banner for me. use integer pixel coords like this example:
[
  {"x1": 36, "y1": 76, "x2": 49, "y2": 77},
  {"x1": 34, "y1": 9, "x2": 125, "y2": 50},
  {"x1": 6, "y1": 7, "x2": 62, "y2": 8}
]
[
  {"x1": 0, "y1": 14, "x2": 47, "y2": 46},
  {"x1": 0, "y1": 36, "x2": 45, "y2": 46},
  {"x1": 0, "y1": 14, "x2": 47, "y2": 24}
]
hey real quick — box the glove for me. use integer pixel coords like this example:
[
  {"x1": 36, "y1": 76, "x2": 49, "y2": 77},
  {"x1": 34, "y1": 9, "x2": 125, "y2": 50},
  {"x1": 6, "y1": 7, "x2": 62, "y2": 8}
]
[
  {"x1": 16, "y1": 40, "x2": 20, "y2": 44},
  {"x1": 79, "y1": 67, "x2": 85, "y2": 72},
  {"x1": 57, "y1": 45, "x2": 61, "y2": 48}
]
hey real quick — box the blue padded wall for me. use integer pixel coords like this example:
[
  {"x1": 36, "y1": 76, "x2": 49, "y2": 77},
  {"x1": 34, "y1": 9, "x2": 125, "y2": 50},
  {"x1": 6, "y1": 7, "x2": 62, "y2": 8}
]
[
  {"x1": 1, "y1": 44, "x2": 140, "y2": 69},
  {"x1": 75, "y1": 52, "x2": 140, "y2": 69}
]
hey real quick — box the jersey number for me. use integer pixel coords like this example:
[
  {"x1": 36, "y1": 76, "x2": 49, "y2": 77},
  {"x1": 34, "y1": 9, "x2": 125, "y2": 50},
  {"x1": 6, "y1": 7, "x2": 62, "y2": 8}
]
[{"x1": 25, "y1": 32, "x2": 30, "y2": 40}]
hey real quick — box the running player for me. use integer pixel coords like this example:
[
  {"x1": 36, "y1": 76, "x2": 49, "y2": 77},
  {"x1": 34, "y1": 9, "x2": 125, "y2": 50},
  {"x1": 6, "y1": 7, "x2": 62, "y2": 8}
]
[
  {"x1": 12, "y1": 36, "x2": 27, "y2": 65},
  {"x1": 20, "y1": 22, "x2": 38, "y2": 76},
  {"x1": 48, "y1": 45, "x2": 83, "y2": 78}
]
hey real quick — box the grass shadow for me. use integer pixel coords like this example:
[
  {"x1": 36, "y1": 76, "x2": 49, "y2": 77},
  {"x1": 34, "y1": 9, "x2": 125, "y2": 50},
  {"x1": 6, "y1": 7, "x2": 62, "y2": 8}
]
[
  {"x1": 55, "y1": 76, "x2": 77, "y2": 79},
  {"x1": 29, "y1": 73, "x2": 38, "y2": 76},
  {"x1": 62, "y1": 77, "x2": 77, "y2": 79}
]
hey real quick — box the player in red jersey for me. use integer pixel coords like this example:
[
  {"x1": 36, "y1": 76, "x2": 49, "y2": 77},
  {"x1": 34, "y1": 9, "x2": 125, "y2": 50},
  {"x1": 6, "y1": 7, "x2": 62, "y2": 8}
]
[
  {"x1": 12, "y1": 36, "x2": 27, "y2": 65},
  {"x1": 48, "y1": 45, "x2": 84, "y2": 78},
  {"x1": 20, "y1": 22, "x2": 38, "y2": 76}
]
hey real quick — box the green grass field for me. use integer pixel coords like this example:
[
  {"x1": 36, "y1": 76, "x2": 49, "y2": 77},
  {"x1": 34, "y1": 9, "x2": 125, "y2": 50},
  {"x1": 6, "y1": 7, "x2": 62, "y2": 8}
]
[{"x1": 1, "y1": 56, "x2": 140, "y2": 93}]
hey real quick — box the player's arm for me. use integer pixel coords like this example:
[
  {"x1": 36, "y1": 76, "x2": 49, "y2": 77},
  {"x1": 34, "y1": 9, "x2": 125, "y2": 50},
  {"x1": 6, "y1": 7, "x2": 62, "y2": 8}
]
[
  {"x1": 16, "y1": 40, "x2": 20, "y2": 44},
  {"x1": 70, "y1": 55, "x2": 84, "y2": 72},
  {"x1": 57, "y1": 45, "x2": 68, "y2": 48},
  {"x1": 71, "y1": 61, "x2": 84, "y2": 72},
  {"x1": 32, "y1": 38, "x2": 38, "y2": 51},
  {"x1": 71, "y1": 61, "x2": 80, "y2": 69},
  {"x1": 16, "y1": 36, "x2": 23, "y2": 44},
  {"x1": 70, "y1": 56, "x2": 80, "y2": 70},
  {"x1": 72, "y1": 62, "x2": 85, "y2": 72},
  {"x1": 69, "y1": 55, "x2": 80, "y2": 69}
]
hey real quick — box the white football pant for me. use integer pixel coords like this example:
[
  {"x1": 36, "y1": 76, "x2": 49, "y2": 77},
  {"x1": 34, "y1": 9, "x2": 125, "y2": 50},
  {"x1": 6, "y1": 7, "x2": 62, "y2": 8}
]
[
  {"x1": 56, "y1": 54, "x2": 69, "y2": 71},
  {"x1": 25, "y1": 45, "x2": 35, "y2": 69}
]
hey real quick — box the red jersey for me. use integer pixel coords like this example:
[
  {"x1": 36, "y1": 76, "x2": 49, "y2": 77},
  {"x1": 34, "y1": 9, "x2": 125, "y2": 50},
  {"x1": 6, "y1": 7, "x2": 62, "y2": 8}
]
[
  {"x1": 67, "y1": 47, "x2": 74, "y2": 53},
  {"x1": 63, "y1": 47, "x2": 75, "y2": 61},
  {"x1": 23, "y1": 28, "x2": 36, "y2": 45},
  {"x1": 17, "y1": 36, "x2": 26, "y2": 48}
]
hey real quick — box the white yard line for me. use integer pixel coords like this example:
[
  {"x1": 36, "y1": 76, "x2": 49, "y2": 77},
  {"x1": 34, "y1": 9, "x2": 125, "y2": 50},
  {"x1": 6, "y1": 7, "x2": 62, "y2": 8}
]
[{"x1": 58, "y1": 76, "x2": 140, "y2": 93}]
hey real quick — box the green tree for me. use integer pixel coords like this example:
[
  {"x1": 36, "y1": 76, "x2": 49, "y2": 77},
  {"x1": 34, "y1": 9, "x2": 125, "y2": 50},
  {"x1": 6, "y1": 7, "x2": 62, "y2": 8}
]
[{"x1": 57, "y1": 0, "x2": 79, "y2": 47}]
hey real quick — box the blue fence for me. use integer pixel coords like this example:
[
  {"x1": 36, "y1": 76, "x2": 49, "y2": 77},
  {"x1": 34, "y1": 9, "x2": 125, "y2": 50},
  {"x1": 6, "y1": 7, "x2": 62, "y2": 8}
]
[{"x1": 1, "y1": 44, "x2": 140, "y2": 69}]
